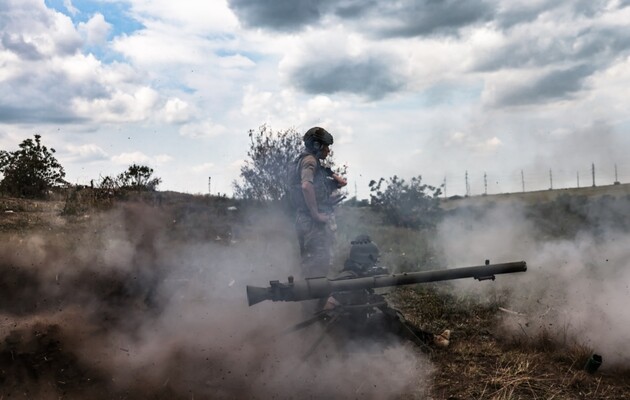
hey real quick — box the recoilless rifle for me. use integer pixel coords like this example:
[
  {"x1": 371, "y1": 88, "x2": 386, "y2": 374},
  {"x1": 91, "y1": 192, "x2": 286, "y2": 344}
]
[
  {"x1": 247, "y1": 260, "x2": 527, "y2": 306},
  {"x1": 246, "y1": 235, "x2": 527, "y2": 355}
]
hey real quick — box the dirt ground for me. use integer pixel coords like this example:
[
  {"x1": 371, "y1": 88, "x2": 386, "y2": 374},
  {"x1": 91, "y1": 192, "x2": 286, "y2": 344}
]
[{"x1": 1, "y1": 195, "x2": 629, "y2": 399}]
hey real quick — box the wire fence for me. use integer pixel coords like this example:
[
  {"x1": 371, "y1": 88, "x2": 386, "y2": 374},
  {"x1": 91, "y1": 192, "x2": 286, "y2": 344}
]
[{"x1": 440, "y1": 162, "x2": 630, "y2": 198}]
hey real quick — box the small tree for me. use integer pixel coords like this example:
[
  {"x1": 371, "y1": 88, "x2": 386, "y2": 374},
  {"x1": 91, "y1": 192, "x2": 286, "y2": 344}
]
[
  {"x1": 233, "y1": 125, "x2": 303, "y2": 201},
  {"x1": 117, "y1": 164, "x2": 161, "y2": 191},
  {"x1": 369, "y1": 175, "x2": 442, "y2": 229},
  {"x1": 0, "y1": 134, "x2": 66, "y2": 198},
  {"x1": 95, "y1": 164, "x2": 161, "y2": 192},
  {"x1": 233, "y1": 124, "x2": 345, "y2": 202}
]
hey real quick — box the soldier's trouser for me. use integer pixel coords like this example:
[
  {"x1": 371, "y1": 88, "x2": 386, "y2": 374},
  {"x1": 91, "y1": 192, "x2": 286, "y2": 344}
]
[{"x1": 295, "y1": 212, "x2": 335, "y2": 279}]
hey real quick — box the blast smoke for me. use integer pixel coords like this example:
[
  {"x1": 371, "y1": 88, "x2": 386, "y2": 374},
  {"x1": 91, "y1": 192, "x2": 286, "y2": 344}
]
[
  {"x1": 0, "y1": 201, "x2": 432, "y2": 399},
  {"x1": 435, "y1": 195, "x2": 630, "y2": 367}
]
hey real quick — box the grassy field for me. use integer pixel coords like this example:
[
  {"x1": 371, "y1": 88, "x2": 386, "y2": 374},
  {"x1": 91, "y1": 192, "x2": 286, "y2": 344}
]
[{"x1": 1, "y1": 187, "x2": 629, "y2": 399}]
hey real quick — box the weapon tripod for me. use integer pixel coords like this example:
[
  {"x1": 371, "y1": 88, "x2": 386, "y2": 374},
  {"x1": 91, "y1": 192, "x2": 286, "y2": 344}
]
[{"x1": 283, "y1": 290, "x2": 450, "y2": 359}]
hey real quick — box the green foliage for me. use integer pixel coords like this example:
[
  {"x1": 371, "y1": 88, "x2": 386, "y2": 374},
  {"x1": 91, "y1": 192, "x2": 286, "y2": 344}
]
[
  {"x1": 0, "y1": 134, "x2": 66, "y2": 198},
  {"x1": 233, "y1": 125, "x2": 345, "y2": 202},
  {"x1": 97, "y1": 164, "x2": 162, "y2": 192},
  {"x1": 117, "y1": 164, "x2": 162, "y2": 191},
  {"x1": 232, "y1": 125, "x2": 303, "y2": 201},
  {"x1": 369, "y1": 175, "x2": 443, "y2": 229}
]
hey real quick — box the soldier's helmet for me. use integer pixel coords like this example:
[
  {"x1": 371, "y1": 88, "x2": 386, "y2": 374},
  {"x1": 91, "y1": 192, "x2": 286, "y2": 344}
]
[
  {"x1": 303, "y1": 127, "x2": 333, "y2": 151},
  {"x1": 344, "y1": 235, "x2": 380, "y2": 273}
]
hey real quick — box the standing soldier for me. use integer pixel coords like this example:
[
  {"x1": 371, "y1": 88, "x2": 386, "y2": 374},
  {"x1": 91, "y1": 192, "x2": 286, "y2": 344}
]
[{"x1": 289, "y1": 127, "x2": 347, "y2": 279}]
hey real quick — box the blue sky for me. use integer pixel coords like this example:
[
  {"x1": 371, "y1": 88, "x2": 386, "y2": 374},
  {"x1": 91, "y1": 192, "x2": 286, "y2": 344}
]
[
  {"x1": 45, "y1": 0, "x2": 143, "y2": 37},
  {"x1": 2, "y1": 0, "x2": 630, "y2": 197}
]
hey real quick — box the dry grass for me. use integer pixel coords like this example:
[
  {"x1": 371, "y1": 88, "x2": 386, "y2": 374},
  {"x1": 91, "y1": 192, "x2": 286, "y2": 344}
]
[
  {"x1": 3, "y1": 190, "x2": 630, "y2": 399},
  {"x1": 389, "y1": 286, "x2": 630, "y2": 399}
]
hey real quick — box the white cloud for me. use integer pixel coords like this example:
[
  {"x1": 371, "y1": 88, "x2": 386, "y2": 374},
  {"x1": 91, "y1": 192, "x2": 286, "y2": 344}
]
[
  {"x1": 154, "y1": 154, "x2": 173, "y2": 164},
  {"x1": 240, "y1": 85, "x2": 273, "y2": 118},
  {"x1": 78, "y1": 13, "x2": 111, "y2": 46},
  {"x1": 126, "y1": 0, "x2": 238, "y2": 35},
  {"x1": 73, "y1": 87, "x2": 160, "y2": 123},
  {"x1": 218, "y1": 54, "x2": 256, "y2": 69},
  {"x1": 192, "y1": 162, "x2": 215, "y2": 173},
  {"x1": 474, "y1": 136, "x2": 502, "y2": 153},
  {"x1": 111, "y1": 151, "x2": 172, "y2": 166},
  {"x1": 162, "y1": 98, "x2": 192, "y2": 124},
  {"x1": 64, "y1": 143, "x2": 108, "y2": 162},
  {"x1": 179, "y1": 119, "x2": 228, "y2": 138},
  {"x1": 63, "y1": 0, "x2": 79, "y2": 16},
  {"x1": 112, "y1": 24, "x2": 210, "y2": 66},
  {"x1": 112, "y1": 152, "x2": 152, "y2": 165}
]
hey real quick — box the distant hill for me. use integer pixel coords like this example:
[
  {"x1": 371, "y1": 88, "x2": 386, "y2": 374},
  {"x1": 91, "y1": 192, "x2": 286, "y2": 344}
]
[{"x1": 441, "y1": 182, "x2": 630, "y2": 210}]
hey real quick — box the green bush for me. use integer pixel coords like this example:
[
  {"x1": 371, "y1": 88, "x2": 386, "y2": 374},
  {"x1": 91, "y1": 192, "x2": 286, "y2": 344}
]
[
  {"x1": 369, "y1": 175, "x2": 442, "y2": 229},
  {"x1": 232, "y1": 125, "x2": 303, "y2": 201},
  {"x1": 232, "y1": 125, "x2": 343, "y2": 202},
  {"x1": 0, "y1": 134, "x2": 66, "y2": 198}
]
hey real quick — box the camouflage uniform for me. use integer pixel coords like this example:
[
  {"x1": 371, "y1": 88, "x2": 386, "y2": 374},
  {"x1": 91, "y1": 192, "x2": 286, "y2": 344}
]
[{"x1": 294, "y1": 153, "x2": 336, "y2": 278}]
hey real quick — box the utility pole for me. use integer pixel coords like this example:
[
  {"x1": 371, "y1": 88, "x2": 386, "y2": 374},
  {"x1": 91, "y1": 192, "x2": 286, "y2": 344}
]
[
  {"x1": 465, "y1": 171, "x2": 470, "y2": 197},
  {"x1": 208, "y1": 176, "x2": 212, "y2": 194},
  {"x1": 592, "y1": 163, "x2": 596, "y2": 187},
  {"x1": 549, "y1": 169, "x2": 553, "y2": 190},
  {"x1": 577, "y1": 171, "x2": 580, "y2": 188},
  {"x1": 521, "y1": 170, "x2": 525, "y2": 192}
]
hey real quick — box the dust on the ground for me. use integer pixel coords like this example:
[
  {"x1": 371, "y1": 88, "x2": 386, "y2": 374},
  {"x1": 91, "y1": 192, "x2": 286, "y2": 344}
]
[{"x1": 0, "y1": 196, "x2": 431, "y2": 399}]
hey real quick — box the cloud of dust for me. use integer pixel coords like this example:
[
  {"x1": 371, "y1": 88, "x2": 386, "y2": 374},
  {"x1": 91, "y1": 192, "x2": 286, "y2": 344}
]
[
  {"x1": 434, "y1": 198, "x2": 630, "y2": 367},
  {"x1": 0, "y1": 202, "x2": 431, "y2": 398}
]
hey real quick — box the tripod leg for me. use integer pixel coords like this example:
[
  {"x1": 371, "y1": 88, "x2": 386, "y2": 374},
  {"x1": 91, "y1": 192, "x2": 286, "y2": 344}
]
[{"x1": 302, "y1": 314, "x2": 340, "y2": 360}]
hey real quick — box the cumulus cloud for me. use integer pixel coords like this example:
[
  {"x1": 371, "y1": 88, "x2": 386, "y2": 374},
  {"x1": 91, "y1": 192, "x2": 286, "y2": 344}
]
[
  {"x1": 227, "y1": 0, "x2": 323, "y2": 32},
  {"x1": 111, "y1": 152, "x2": 172, "y2": 166},
  {"x1": 179, "y1": 119, "x2": 228, "y2": 138},
  {"x1": 289, "y1": 55, "x2": 406, "y2": 100},
  {"x1": 126, "y1": 0, "x2": 238, "y2": 35},
  {"x1": 281, "y1": 31, "x2": 407, "y2": 100},
  {"x1": 63, "y1": 0, "x2": 79, "y2": 16},
  {"x1": 0, "y1": 1, "x2": 166, "y2": 125},
  {"x1": 485, "y1": 64, "x2": 596, "y2": 107},
  {"x1": 192, "y1": 162, "x2": 215, "y2": 173},
  {"x1": 162, "y1": 98, "x2": 192, "y2": 124},
  {"x1": 78, "y1": 13, "x2": 112, "y2": 46},
  {"x1": 354, "y1": 0, "x2": 495, "y2": 38},
  {"x1": 64, "y1": 143, "x2": 109, "y2": 162},
  {"x1": 73, "y1": 87, "x2": 160, "y2": 123},
  {"x1": 228, "y1": 0, "x2": 494, "y2": 37},
  {"x1": 1, "y1": 33, "x2": 42, "y2": 61}
]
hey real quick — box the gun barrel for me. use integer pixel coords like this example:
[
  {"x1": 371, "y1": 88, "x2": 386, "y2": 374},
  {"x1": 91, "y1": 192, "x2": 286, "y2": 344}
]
[{"x1": 247, "y1": 261, "x2": 527, "y2": 306}]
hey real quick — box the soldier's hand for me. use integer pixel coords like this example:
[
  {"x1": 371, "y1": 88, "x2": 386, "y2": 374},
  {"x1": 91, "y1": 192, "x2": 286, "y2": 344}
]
[
  {"x1": 333, "y1": 174, "x2": 347, "y2": 187},
  {"x1": 314, "y1": 212, "x2": 330, "y2": 224}
]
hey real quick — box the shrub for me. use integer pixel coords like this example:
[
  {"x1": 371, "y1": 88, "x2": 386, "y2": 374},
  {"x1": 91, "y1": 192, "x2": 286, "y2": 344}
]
[
  {"x1": 233, "y1": 125, "x2": 345, "y2": 203},
  {"x1": 0, "y1": 134, "x2": 66, "y2": 198},
  {"x1": 97, "y1": 164, "x2": 162, "y2": 192},
  {"x1": 369, "y1": 175, "x2": 442, "y2": 229},
  {"x1": 232, "y1": 125, "x2": 303, "y2": 202}
]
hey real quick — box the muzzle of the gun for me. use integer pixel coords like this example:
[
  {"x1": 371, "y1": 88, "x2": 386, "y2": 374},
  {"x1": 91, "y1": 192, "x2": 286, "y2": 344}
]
[{"x1": 246, "y1": 285, "x2": 272, "y2": 306}]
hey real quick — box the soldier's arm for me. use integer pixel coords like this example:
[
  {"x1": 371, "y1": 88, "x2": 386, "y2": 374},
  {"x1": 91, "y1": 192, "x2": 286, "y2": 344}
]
[
  {"x1": 300, "y1": 156, "x2": 329, "y2": 223},
  {"x1": 301, "y1": 181, "x2": 329, "y2": 223}
]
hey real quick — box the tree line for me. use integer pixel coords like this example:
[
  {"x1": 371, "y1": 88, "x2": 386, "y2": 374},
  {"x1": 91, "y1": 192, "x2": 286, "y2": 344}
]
[
  {"x1": 0, "y1": 134, "x2": 161, "y2": 199},
  {"x1": 2, "y1": 129, "x2": 443, "y2": 230}
]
